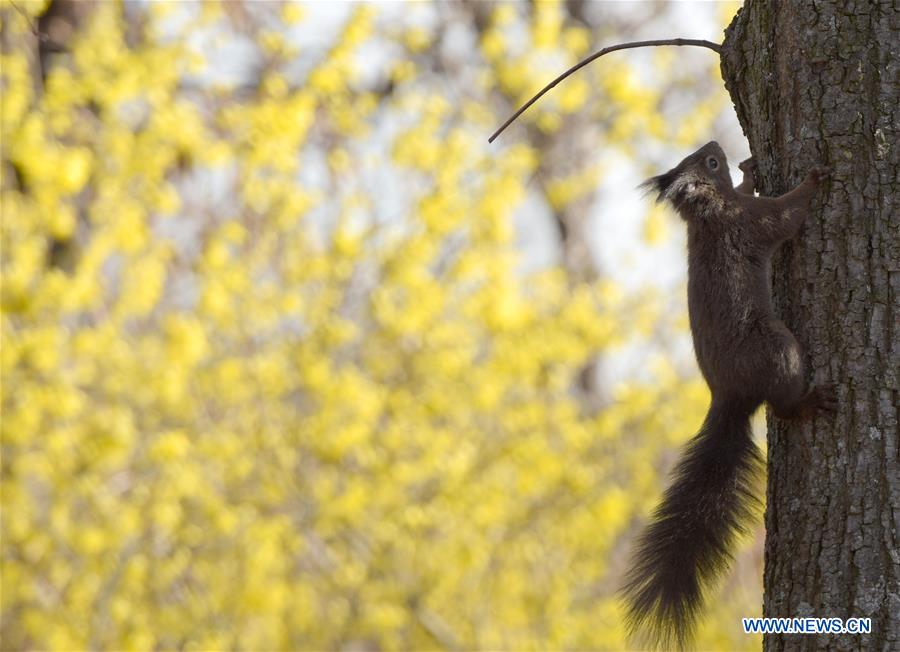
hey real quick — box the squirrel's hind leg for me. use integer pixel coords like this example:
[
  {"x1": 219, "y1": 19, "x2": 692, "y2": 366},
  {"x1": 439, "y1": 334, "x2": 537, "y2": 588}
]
[
  {"x1": 772, "y1": 385, "x2": 838, "y2": 420},
  {"x1": 762, "y1": 322, "x2": 837, "y2": 420}
]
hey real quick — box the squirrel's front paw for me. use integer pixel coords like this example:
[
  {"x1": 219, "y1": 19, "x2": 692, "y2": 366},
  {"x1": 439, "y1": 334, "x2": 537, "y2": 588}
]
[
  {"x1": 738, "y1": 157, "x2": 757, "y2": 173},
  {"x1": 807, "y1": 165, "x2": 831, "y2": 184}
]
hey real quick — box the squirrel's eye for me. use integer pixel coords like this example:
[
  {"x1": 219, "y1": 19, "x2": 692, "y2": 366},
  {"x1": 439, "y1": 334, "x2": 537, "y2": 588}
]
[{"x1": 707, "y1": 157, "x2": 719, "y2": 170}]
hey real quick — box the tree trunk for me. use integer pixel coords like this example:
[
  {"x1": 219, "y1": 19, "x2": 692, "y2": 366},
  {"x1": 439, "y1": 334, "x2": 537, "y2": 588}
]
[{"x1": 721, "y1": 2, "x2": 899, "y2": 651}]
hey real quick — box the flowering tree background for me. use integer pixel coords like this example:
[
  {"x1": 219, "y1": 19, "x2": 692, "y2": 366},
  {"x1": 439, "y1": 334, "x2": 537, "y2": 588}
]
[{"x1": 1, "y1": 1, "x2": 759, "y2": 650}]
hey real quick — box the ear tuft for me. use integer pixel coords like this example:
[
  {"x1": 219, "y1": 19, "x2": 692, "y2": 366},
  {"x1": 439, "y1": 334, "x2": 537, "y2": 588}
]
[{"x1": 639, "y1": 169, "x2": 677, "y2": 203}]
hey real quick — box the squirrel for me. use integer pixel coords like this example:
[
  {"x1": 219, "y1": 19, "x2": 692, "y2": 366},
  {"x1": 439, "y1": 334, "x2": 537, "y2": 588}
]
[{"x1": 621, "y1": 141, "x2": 836, "y2": 649}]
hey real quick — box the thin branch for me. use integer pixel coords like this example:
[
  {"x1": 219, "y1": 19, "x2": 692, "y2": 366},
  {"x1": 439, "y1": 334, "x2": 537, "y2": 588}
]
[
  {"x1": 413, "y1": 604, "x2": 463, "y2": 651},
  {"x1": 7, "y1": 0, "x2": 50, "y2": 42},
  {"x1": 488, "y1": 38, "x2": 722, "y2": 143}
]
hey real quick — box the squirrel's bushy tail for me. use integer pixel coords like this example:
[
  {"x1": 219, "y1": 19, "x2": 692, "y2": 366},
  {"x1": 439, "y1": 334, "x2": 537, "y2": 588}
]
[{"x1": 621, "y1": 399, "x2": 762, "y2": 650}]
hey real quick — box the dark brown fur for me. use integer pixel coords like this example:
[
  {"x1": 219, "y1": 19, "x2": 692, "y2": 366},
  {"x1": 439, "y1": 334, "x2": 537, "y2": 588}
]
[{"x1": 622, "y1": 142, "x2": 835, "y2": 649}]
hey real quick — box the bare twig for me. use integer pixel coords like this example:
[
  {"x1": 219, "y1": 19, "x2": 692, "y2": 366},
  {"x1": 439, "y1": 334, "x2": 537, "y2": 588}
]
[
  {"x1": 7, "y1": 0, "x2": 50, "y2": 42},
  {"x1": 412, "y1": 603, "x2": 463, "y2": 651},
  {"x1": 488, "y1": 38, "x2": 722, "y2": 143}
]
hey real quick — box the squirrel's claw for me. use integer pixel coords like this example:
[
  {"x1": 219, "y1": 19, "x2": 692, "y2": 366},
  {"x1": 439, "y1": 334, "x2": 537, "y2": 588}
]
[
  {"x1": 738, "y1": 156, "x2": 757, "y2": 172},
  {"x1": 807, "y1": 165, "x2": 832, "y2": 184},
  {"x1": 810, "y1": 384, "x2": 838, "y2": 414}
]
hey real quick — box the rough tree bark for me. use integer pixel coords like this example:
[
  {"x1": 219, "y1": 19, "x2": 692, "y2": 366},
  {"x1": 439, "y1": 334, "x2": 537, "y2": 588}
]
[{"x1": 721, "y1": 2, "x2": 898, "y2": 651}]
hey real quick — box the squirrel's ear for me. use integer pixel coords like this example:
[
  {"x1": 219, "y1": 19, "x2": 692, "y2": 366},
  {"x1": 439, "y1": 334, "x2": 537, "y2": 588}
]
[{"x1": 640, "y1": 168, "x2": 678, "y2": 203}]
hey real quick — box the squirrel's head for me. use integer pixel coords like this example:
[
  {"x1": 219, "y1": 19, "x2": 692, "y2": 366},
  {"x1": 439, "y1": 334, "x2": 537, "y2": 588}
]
[{"x1": 641, "y1": 142, "x2": 734, "y2": 219}]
